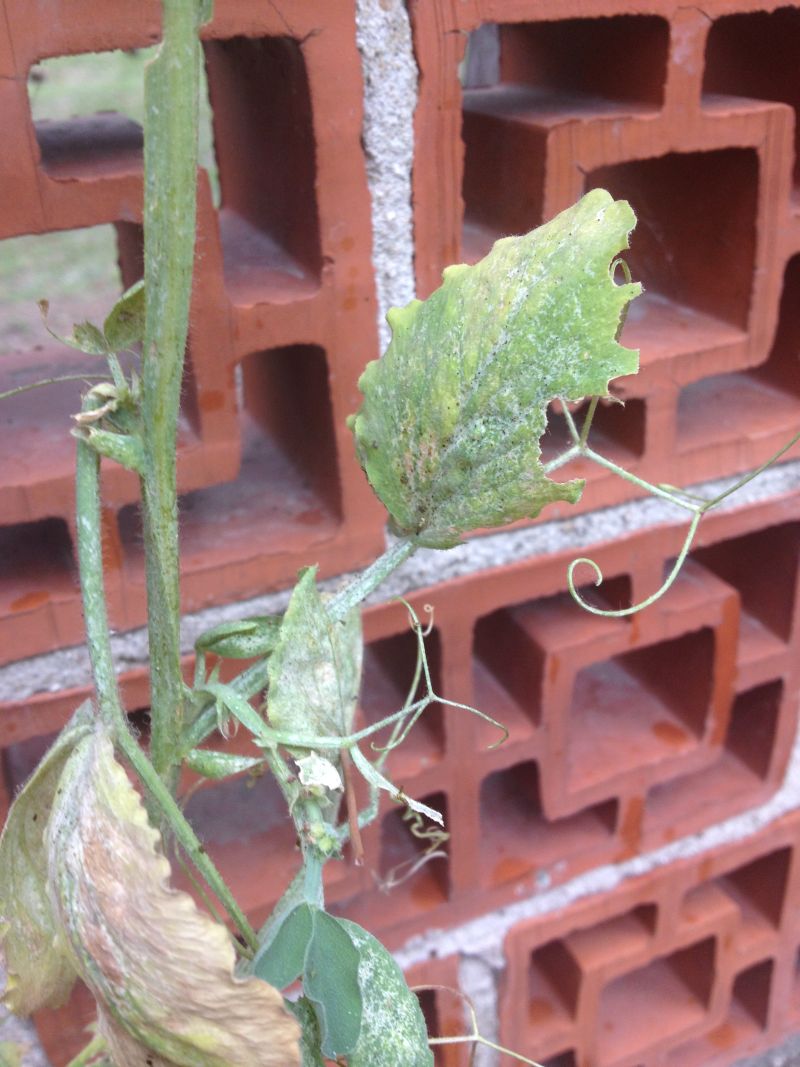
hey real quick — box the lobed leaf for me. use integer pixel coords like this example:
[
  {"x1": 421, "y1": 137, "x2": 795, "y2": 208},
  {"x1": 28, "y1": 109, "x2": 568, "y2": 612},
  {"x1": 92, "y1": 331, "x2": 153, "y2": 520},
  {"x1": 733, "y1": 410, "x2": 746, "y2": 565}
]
[
  {"x1": 47, "y1": 730, "x2": 301, "y2": 1065},
  {"x1": 267, "y1": 567, "x2": 362, "y2": 744},
  {"x1": 349, "y1": 190, "x2": 641, "y2": 548},
  {"x1": 0, "y1": 702, "x2": 92, "y2": 1014}
]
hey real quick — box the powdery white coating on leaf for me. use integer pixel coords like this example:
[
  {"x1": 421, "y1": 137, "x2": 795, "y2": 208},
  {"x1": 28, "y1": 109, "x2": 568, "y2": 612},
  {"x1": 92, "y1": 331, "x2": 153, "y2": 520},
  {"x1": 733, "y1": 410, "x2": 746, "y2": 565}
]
[
  {"x1": 47, "y1": 731, "x2": 301, "y2": 1066},
  {"x1": 267, "y1": 567, "x2": 363, "y2": 745},
  {"x1": 0, "y1": 704, "x2": 92, "y2": 1014},
  {"x1": 350, "y1": 190, "x2": 641, "y2": 548},
  {"x1": 339, "y1": 920, "x2": 433, "y2": 1067}
]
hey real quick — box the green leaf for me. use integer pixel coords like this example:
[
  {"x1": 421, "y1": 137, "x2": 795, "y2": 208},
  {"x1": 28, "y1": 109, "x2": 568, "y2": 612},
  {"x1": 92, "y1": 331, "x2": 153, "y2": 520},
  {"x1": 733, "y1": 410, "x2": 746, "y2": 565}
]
[
  {"x1": 349, "y1": 189, "x2": 641, "y2": 548},
  {"x1": 303, "y1": 910, "x2": 362, "y2": 1059},
  {"x1": 195, "y1": 614, "x2": 283, "y2": 659},
  {"x1": 253, "y1": 903, "x2": 314, "y2": 990},
  {"x1": 103, "y1": 279, "x2": 145, "y2": 352},
  {"x1": 0, "y1": 702, "x2": 92, "y2": 1014},
  {"x1": 0, "y1": 1041, "x2": 23, "y2": 1067},
  {"x1": 340, "y1": 919, "x2": 433, "y2": 1067},
  {"x1": 184, "y1": 748, "x2": 264, "y2": 779},
  {"x1": 72, "y1": 322, "x2": 111, "y2": 355},
  {"x1": 267, "y1": 566, "x2": 362, "y2": 741}
]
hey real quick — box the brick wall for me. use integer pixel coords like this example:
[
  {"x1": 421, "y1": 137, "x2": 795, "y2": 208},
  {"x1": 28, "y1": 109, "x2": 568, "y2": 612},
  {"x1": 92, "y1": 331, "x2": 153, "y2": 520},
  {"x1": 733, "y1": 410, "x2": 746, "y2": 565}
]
[{"x1": 1, "y1": 1, "x2": 800, "y2": 1064}]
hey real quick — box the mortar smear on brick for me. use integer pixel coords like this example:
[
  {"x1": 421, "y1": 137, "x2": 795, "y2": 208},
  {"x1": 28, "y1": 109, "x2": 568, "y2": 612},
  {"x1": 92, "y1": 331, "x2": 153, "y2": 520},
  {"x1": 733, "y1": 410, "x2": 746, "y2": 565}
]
[{"x1": 355, "y1": 0, "x2": 418, "y2": 352}]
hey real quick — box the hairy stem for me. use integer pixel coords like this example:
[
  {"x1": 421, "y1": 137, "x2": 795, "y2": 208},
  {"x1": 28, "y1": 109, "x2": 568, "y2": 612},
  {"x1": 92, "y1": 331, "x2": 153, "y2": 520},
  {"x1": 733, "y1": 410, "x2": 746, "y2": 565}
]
[
  {"x1": 140, "y1": 0, "x2": 206, "y2": 788},
  {"x1": 75, "y1": 431, "x2": 133, "y2": 738},
  {"x1": 327, "y1": 537, "x2": 417, "y2": 621}
]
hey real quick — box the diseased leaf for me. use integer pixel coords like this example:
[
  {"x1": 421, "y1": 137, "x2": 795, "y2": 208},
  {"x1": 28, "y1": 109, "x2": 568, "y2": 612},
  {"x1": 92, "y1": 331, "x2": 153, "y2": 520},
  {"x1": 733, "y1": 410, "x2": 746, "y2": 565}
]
[
  {"x1": 0, "y1": 702, "x2": 92, "y2": 1014},
  {"x1": 72, "y1": 322, "x2": 110, "y2": 356},
  {"x1": 47, "y1": 731, "x2": 301, "y2": 1066},
  {"x1": 184, "y1": 748, "x2": 264, "y2": 780},
  {"x1": 350, "y1": 744, "x2": 443, "y2": 826},
  {"x1": 349, "y1": 190, "x2": 641, "y2": 548},
  {"x1": 339, "y1": 919, "x2": 433, "y2": 1067},
  {"x1": 195, "y1": 614, "x2": 283, "y2": 659},
  {"x1": 267, "y1": 567, "x2": 362, "y2": 742},
  {"x1": 303, "y1": 909, "x2": 362, "y2": 1059},
  {"x1": 103, "y1": 280, "x2": 145, "y2": 352},
  {"x1": 287, "y1": 998, "x2": 326, "y2": 1067}
]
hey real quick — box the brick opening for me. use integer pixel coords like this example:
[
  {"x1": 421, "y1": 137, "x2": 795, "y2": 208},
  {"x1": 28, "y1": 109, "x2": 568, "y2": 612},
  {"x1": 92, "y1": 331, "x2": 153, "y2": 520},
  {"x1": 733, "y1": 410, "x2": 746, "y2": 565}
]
[
  {"x1": 120, "y1": 344, "x2": 341, "y2": 572},
  {"x1": 719, "y1": 848, "x2": 790, "y2": 938},
  {"x1": 704, "y1": 8, "x2": 800, "y2": 189},
  {"x1": 529, "y1": 938, "x2": 581, "y2": 1031},
  {"x1": 568, "y1": 628, "x2": 714, "y2": 790},
  {"x1": 596, "y1": 939, "x2": 715, "y2": 1064},
  {"x1": 205, "y1": 36, "x2": 321, "y2": 303},
  {"x1": 0, "y1": 518, "x2": 77, "y2": 616},
  {"x1": 586, "y1": 149, "x2": 759, "y2": 350},
  {"x1": 460, "y1": 16, "x2": 669, "y2": 262},
  {"x1": 380, "y1": 791, "x2": 449, "y2": 907},
  {"x1": 732, "y1": 959, "x2": 772, "y2": 1031},
  {"x1": 479, "y1": 760, "x2": 616, "y2": 888},
  {"x1": 642, "y1": 679, "x2": 782, "y2": 836},
  {"x1": 28, "y1": 48, "x2": 217, "y2": 191},
  {"x1": 539, "y1": 1052, "x2": 576, "y2": 1067},
  {"x1": 473, "y1": 607, "x2": 546, "y2": 730},
  {"x1": 542, "y1": 397, "x2": 646, "y2": 463},
  {"x1": 415, "y1": 986, "x2": 465, "y2": 1066},
  {"x1": 726, "y1": 681, "x2": 782, "y2": 780},
  {"x1": 677, "y1": 253, "x2": 800, "y2": 454},
  {"x1": 360, "y1": 628, "x2": 444, "y2": 767},
  {"x1": 694, "y1": 522, "x2": 800, "y2": 645}
]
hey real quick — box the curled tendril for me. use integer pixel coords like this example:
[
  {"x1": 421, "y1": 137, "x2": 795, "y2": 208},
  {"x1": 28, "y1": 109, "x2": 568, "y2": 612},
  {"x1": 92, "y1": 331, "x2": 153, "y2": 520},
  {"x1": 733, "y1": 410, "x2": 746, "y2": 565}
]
[
  {"x1": 568, "y1": 511, "x2": 702, "y2": 618},
  {"x1": 377, "y1": 808, "x2": 449, "y2": 891}
]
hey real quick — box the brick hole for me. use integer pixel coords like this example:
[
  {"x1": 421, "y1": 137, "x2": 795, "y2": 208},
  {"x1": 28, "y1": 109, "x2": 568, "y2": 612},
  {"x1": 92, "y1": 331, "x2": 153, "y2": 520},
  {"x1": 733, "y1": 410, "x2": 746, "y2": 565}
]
[
  {"x1": 596, "y1": 938, "x2": 716, "y2": 1064},
  {"x1": 568, "y1": 628, "x2": 714, "y2": 791},
  {"x1": 586, "y1": 149, "x2": 758, "y2": 356},
  {"x1": 538, "y1": 1052, "x2": 577, "y2": 1067},
  {"x1": 380, "y1": 791, "x2": 449, "y2": 908},
  {"x1": 693, "y1": 522, "x2": 800, "y2": 646},
  {"x1": 360, "y1": 628, "x2": 444, "y2": 768},
  {"x1": 677, "y1": 253, "x2": 800, "y2": 457},
  {"x1": 479, "y1": 760, "x2": 616, "y2": 888},
  {"x1": 182, "y1": 767, "x2": 301, "y2": 902},
  {"x1": 643, "y1": 680, "x2": 782, "y2": 835},
  {"x1": 565, "y1": 905, "x2": 657, "y2": 972},
  {"x1": 528, "y1": 939, "x2": 581, "y2": 1034},
  {"x1": 541, "y1": 397, "x2": 646, "y2": 463},
  {"x1": 0, "y1": 223, "x2": 148, "y2": 489},
  {"x1": 204, "y1": 36, "x2": 321, "y2": 303},
  {"x1": 0, "y1": 517, "x2": 77, "y2": 617},
  {"x1": 460, "y1": 15, "x2": 669, "y2": 262},
  {"x1": 28, "y1": 49, "x2": 217, "y2": 195},
  {"x1": 415, "y1": 987, "x2": 466, "y2": 1066},
  {"x1": 119, "y1": 344, "x2": 341, "y2": 572},
  {"x1": 719, "y1": 848, "x2": 791, "y2": 940},
  {"x1": 704, "y1": 9, "x2": 800, "y2": 190},
  {"x1": 732, "y1": 959, "x2": 773, "y2": 1032}
]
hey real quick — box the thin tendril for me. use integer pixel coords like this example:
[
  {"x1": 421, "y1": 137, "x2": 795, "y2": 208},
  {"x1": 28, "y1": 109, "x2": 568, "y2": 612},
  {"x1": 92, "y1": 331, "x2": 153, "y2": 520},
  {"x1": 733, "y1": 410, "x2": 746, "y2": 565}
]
[
  {"x1": 579, "y1": 395, "x2": 599, "y2": 448},
  {"x1": 0, "y1": 373, "x2": 109, "y2": 402},
  {"x1": 568, "y1": 511, "x2": 702, "y2": 617}
]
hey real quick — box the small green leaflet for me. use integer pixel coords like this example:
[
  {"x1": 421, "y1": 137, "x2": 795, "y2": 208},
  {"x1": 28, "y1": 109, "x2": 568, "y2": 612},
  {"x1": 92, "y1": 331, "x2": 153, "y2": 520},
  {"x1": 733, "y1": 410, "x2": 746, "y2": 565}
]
[
  {"x1": 195, "y1": 613, "x2": 283, "y2": 659},
  {"x1": 103, "y1": 279, "x2": 146, "y2": 353},
  {"x1": 267, "y1": 566, "x2": 362, "y2": 742},
  {"x1": 254, "y1": 904, "x2": 362, "y2": 1059},
  {"x1": 184, "y1": 748, "x2": 264, "y2": 779},
  {"x1": 349, "y1": 190, "x2": 641, "y2": 548}
]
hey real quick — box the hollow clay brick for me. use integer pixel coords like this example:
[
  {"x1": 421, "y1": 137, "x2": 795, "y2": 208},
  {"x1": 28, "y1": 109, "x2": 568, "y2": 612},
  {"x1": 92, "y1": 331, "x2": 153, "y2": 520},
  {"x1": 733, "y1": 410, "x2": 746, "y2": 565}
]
[{"x1": 499, "y1": 810, "x2": 800, "y2": 1067}]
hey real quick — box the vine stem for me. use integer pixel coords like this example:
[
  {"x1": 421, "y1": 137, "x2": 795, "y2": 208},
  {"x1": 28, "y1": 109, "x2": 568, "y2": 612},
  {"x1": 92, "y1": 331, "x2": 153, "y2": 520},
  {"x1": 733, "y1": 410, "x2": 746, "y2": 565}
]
[
  {"x1": 140, "y1": 0, "x2": 206, "y2": 789},
  {"x1": 327, "y1": 537, "x2": 417, "y2": 620},
  {"x1": 76, "y1": 420, "x2": 258, "y2": 951},
  {"x1": 64, "y1": 1033, "x2": 107, "y2": 1067}
]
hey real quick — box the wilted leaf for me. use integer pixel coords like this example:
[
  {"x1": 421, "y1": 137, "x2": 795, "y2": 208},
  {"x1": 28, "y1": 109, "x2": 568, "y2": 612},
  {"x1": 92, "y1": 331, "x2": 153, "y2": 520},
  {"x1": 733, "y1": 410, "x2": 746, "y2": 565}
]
[
  {"x1": 103, "y1": 280, "x2": 145, "y2": 352},
  {"x1": 349, "y1": 189, "x2": 641, "y2": 548},
  {"x1": 350, "y1": 744, "x2": 443, "y2": 826},
  {"x1": 38, "y1": 302, "x2": 109, "y2": 356},
  {"x1": 340, "y1": 919, "x2": 433, "y2": 1067},
  {"x1": 0, "y1": 702, "x2": 92, "y2": 1014},
  {"x1": 47, "y1": 731, "x2": 301, "y2": 1066},
  {"x1": 267, "y1": 567, "x2": 362, "y2": 743}
]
